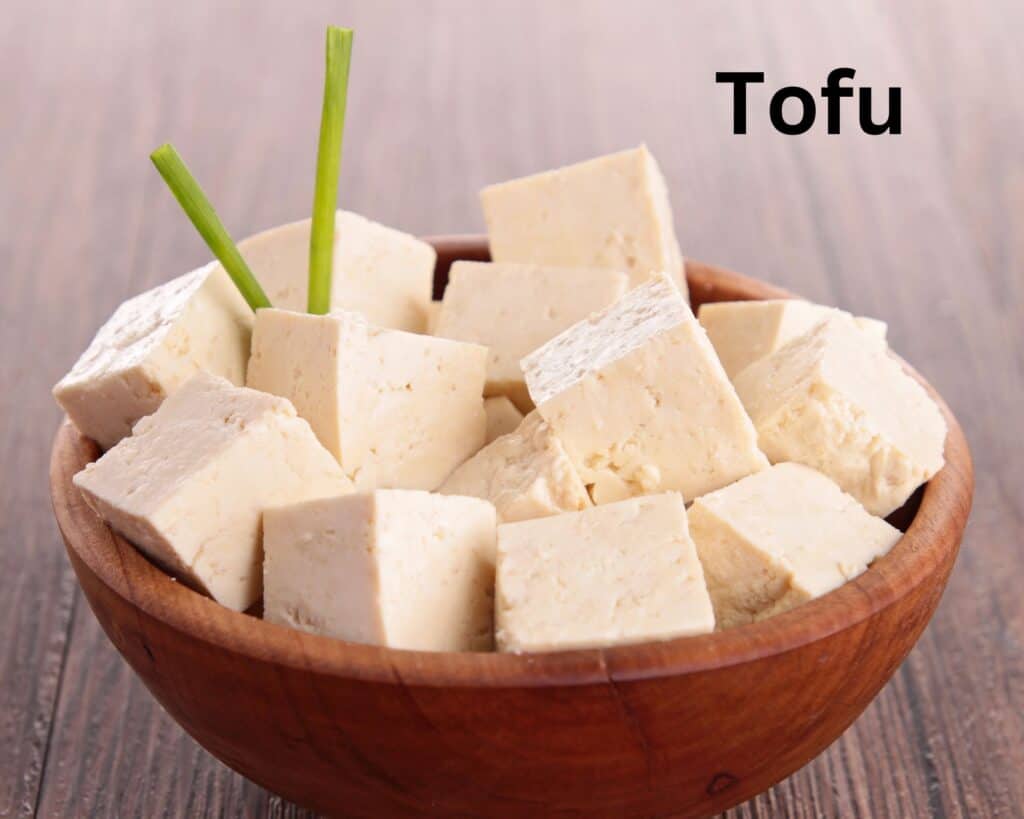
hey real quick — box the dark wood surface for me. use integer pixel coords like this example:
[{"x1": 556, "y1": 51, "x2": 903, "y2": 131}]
[{"x1": 1, "y1": 0, "x2": 1020, "y2": 816}]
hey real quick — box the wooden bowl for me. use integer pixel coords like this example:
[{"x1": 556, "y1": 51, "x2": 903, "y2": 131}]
[{"x1": 49, "y1": 237, "x2": 973, "y2": 818}]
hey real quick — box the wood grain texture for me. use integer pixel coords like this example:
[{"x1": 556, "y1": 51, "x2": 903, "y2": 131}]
[
  {"x1": 1, "y1": 0, "x2": 1020, "y2": 816},
  {"x1": 48, "y1": 249, "x2": 973, "y2": 818}
]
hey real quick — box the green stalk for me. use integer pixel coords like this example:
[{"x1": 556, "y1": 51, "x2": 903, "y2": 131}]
[
  {"x1": 150, "y1": 144, "x2": 271, "y2": 311},
  {"x1": 308, "y1": 26, "x2": 354, "y2": 314}
]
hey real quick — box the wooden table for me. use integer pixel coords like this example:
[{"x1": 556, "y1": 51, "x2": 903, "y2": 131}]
[{"x1": 2, "y1": 1, "x2": 1020, "y2": 816}]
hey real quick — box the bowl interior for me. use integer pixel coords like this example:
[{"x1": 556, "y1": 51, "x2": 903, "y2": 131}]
[{"x1": 49, "y1": 237, "x2": 972, "y2": 688}]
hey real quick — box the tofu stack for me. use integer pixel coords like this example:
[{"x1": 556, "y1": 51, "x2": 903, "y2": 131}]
[
  {"x1": 58, "y1": 145, "x2": 947, "y2": 654},
  {"x1": 73, "y1": 373, "x2": 352, "y2": 611}
]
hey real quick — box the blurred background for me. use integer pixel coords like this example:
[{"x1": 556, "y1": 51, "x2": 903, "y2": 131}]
[{"x1": 2, "y1": 1, "x2": 1021, "y2": 816}]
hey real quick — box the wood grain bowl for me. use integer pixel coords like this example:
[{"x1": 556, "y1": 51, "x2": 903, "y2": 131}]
[{"x1": 49, "y1": 236, "x2": 973, "y2": 818}]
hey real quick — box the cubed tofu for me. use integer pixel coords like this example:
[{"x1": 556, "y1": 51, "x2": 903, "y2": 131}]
[
  {"x1": 733, "y1": 317, "x2": 946, "y2": 517},
  {"x1": 238, "y1": 211, "x2": 436, "y2": 332},
  {"x1": 480, "y1": 146, "x2": 687, "y2": 299},
  {"x1": 246, "y1": 308, "x2": 487, "y2": 491},
  {"x1": 53, "y1": 262, "x2": 252, "y2": 450},
  {"x1": 439, "y1": 411, "x2": 591, "y2": 523},
  {"x1": 72, "y1": 373, "x2": 352, "y2": 611},
  {"x1": 495, "y1": 493, "x2": 714, "y2": 652},
  {"x1": 434, "y1": 261, "x2": 629, "y2": 411},
  {"x1": 697, "y1": 299, "x2": 888, "y2": 379},
  {"x1": 264, "y1": 490, "x2": 496, "y2": 651},
  {"x1": 689, "y1": 463, "x2": 901, "y2": 629},
  {"x1": 522, "y1": 273, "x2": 768, "y2": 503},
  {"x1": 483, "y1": 396, "x2": 524, "y2": 444}
]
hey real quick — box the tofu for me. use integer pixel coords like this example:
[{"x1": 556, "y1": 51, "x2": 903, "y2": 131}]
[
  {"x1": 246, "y1": 308, "x2": 487, "y2": 491},
  {"x1": 698, "y1": 299, "x2": 888, "y2": 379},
  {"x1": 522, "y1": 273, "x2": 768, "y2": 504},
  {"x1": 689, "y1": 463, "x2": 901, "y2": 629},
  {"x1": 238, "y1": 211, "x2": 436, "y2": 332},
  {"x1": 424, "y1": 301, "x2": 443, "y2": 335},
  {"x1": 495, "y1": 493, "x2": 714, "y2": 652},
  {"x1": 483, "y1": 396, "x2": 524, "y2": 444},
  {"x1": 53, "y1": 263, "x2": 252, "y2": 450},
  {"x1": 434, "y1": 261, "x2": 629, "y2": 411},
  {"x1": 439, "y1": 411, "x2": 591, "y2": 523},
  {"x1": 480, "y1": 146, "x2": 687, "y2": 299},
  {"x1": 733, "y1": 317, "x2": 947, "y2": 517},
  {"x1": 72, "y1": 373, "x2": 352, "y2": 611},
  {"x1": 263, "y1": 490, "x2": 496, "y2": 651}
]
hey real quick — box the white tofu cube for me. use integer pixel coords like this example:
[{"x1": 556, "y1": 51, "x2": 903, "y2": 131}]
[
  {"x1": 496, "y1": 493, "x2": 714, "y2": 652},
  {"x1": 697, "y1": 299, "x2": 888, "y2": 379},
  {"x1": 483, "y1": 396, "x2": 524, "y2": 444},
  {"x1": 440, "y1": 411, "x2": 591, "y2": 523},
  {"x1": 480, "y1": 146, "x2": 687, "y2": 299},
  {"x1": 434, "y1": 261, "x2": 628, "y2": 411},
  {"x1": 73, "y1": 373, "x2": 352, "y2": 611},
  {"x1": 733, "y1": 317, "x2": 946, "y2": 516},
  {"x1": 263, "y1": 490, "x2": 497, "y2": 651},
  {"x1": 522, "y1": 273, "x2": 768, "y2": 503},
  {"x1": 238, "y1": 211, "x2": 436, "y2": 332},
  {"x1": 689, "y1": 463, "x2": 901, "y2": 629},
  {"x1": 53, "y1": 263, "x2": 252, "y2": 449},
  {"x1": 246, "y1": 308, "x2": 487, "y2": 491}
]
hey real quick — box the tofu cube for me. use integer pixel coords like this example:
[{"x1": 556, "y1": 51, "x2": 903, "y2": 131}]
[
  {"x1": 246, "y1": 308, "x2": 487, "y2": 491},
  {"x1": 496, "y1": 493, "x2": 714, "y2": 652},
  {"x1": 73, "y1": 373, "x2": 352, "y2": 611},
  {"x1": 263, "y1": 490, "x2": 497, "y2": 652},
  {"x1": 440, "y1": 411, "x2": 591, "y2": 523},
  {"x1": 689, "y1": 463, "x2": 901, "y2": 629},
  {"x1": 434, "y1": 261, "x2": 628, "y2": 411},
  {"x1": 522, "y1": 273, "x2": 768, "y2": 503},
  {"x1": 698, "y1": 299, "x2": 888, "y2": 379},
  {"x1": 480, "y1": 146, "x2": 687, "y2": 299},
  {"x1": 483, "y1": 396, "x2": 524, "y2": 444},
  {"x1": 238, "y1": 211, "x2": 436, "y2": 332},
  {"x1": 733, "y1": 317, "x2": 946, "y2": 516},
  {"x1": 53, "y1": 262, "x2": 252, "y2": 449}
]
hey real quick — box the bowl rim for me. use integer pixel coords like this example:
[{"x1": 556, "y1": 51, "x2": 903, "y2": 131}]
[{"x1": 49, "y1": 235, "x2": 974, "y2": 689}]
